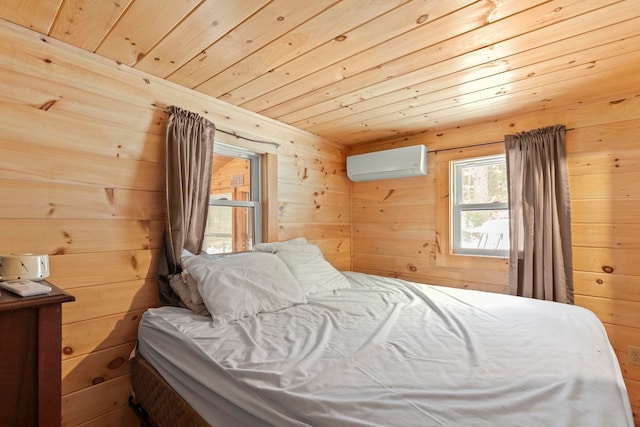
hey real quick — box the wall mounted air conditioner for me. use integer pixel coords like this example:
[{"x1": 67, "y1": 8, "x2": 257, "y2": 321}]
[{"x1": 346, "y1": 145, "x2": 428, "y2": 182}]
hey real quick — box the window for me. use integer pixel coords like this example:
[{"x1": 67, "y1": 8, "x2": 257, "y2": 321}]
[
  {"x1": 450, "y1": 155, "x2": 508, "y2": 257},
  {"x1": 203, "y1": 143, "x2": 262, "y2": 254}
]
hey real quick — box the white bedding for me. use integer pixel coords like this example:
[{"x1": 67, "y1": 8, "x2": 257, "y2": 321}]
[{"x1": 137, "y1": 272, "x2": 633, "y2": 427}]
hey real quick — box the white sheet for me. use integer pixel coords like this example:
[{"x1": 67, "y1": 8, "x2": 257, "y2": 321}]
[{"x1": 137, "y1": 272, "x2": 633, "y2": 427}]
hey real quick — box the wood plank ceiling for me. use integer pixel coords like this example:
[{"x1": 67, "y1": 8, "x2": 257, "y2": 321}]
[{"x1": 1, "y1": 0, "x2": 639, "y2": 145}]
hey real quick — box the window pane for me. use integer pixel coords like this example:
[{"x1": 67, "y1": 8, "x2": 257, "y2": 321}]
[
  {"x1": 458, "y1": 161, "x2": 507, "y2": 204},
  {"x1": 204, "y1": 206, "x2": 255, "y2": 254},
  {"x1": 460, "y1": 210, "x2": 509, "y2": 251},
  {"x1": 211, "y1": 155, "x2": 250, "y2": 201}
]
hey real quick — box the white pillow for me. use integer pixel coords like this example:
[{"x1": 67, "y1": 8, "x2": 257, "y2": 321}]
[
  {"x1": 181, "y1": 252, "x2": 221, "y2": 268},
  {"x1": 187, "y1": 252, "x2": 307, "y2": 326},
  {"x1": 273, "y1": 244, "x2": 350, "y2": 295},
  {"x1": 253, "y1": 237, "x2": 308, "y2": 253}
]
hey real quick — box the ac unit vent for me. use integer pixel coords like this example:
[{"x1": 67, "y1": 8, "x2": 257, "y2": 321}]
[{"x1": 346, "y1": 145, "x2": 428, "y2": 182}]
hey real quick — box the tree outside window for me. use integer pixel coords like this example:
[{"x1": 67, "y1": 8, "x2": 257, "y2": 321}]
[{"x1": 451, "y1": 155, "x2": 509, "y2": 257}]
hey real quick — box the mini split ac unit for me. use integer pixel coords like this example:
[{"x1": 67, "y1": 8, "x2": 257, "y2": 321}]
[{"x1": 346, "y1": 145, "x2": 428, "y2": 182}]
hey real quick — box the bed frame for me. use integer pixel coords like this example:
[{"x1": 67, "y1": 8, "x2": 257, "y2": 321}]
[{"x1": 129, "y1": 351, "x2": 211, "y2": 427}]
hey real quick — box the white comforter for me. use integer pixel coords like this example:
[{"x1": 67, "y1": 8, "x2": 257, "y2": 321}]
[{"x1": 137, "y1": 272, "x2": 633, "y2": 427}]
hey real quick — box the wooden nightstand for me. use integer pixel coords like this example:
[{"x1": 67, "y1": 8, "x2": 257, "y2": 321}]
[{"x1": 0, "y1": 282, "x2": 74, "y2": 427}]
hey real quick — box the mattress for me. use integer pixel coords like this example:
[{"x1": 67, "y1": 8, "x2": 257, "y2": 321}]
[{"x1": 137, "y1": 272, "x2": 633, "y2": 427}]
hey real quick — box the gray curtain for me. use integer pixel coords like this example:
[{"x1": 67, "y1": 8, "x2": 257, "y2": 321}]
[
  {"x1": 158, "y1": 106, "x2": 215, "y2": 305},
  {"x1": 505, "y1": 125, "x2": 574, "y2": 304}
]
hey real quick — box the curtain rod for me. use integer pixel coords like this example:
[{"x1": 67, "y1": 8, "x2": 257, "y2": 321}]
[
  {"x1": 162, "y1": 106, "x2": 280, "y2": 148},
  {"x1": 215, "y1": 128, "x2": 281, "y2": 148},
  {"x1": 430, "y1": 127, "x2": 575, "y2": 154}
]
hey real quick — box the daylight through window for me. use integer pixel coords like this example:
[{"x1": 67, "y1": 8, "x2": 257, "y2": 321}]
[
  {"x1": 451, "y1": 155, "x2": 509, "y2": 257},
  {"x1": 203, "y1": 143, "x2": 262, "y2": 254}
]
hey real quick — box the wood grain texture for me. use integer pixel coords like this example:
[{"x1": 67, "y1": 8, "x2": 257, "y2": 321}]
[
  {"x1": 62, "y1": 342, "x2": 135, "y2": 395},
  {"x1": 49, "y1": 0, "x2": 132, "y2": 51},
  {"x1": 0, "y1": 19, "x2": 349, "y2": 426},
  {"x1": 3, "y1": 0, "x2": 639, "y2": 144},
  {"x1": 1, "y1": 1, "x2": 639, "y2": 424},
  {"x1": 350, "y1": 90, "x2": 640, "y2": 424}
]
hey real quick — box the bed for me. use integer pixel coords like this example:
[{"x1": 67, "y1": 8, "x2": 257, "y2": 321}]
[{"x1": 129, "y1": 239, "x2": 633, "y2": 427}]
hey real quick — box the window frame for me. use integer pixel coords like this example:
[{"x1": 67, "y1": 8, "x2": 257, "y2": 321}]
[
  {"x1": 450, "y1": 154, "x2": 509, "y2": 258},
  {"x1": 204, "y1": 142, "x2": 263, "y2": 254},
  {"x1": 434, "y1": 144, "x2": 509, "y2": 273}
]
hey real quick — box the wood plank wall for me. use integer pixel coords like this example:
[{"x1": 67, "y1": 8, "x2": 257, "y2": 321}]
[
  {"x1": 0, "y1": 20, "x2": 350, "y2": 426},
  {"x1": 350, "y1": 94, "x2": 640, "y2": 426}
]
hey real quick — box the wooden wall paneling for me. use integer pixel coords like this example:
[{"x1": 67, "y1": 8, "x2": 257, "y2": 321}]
[
  {"x1": 352, "y1": 253, "x2": 508, "y2": 288},
  {"x1": 348, "y1": 86, "x2": 640, "y2": 422},
  {"x1": 279, "y1": 223, "x2": 349, "y2": 242},
  {"x1": 0, "y1": 102, "x2": 164, "y2": 163},
  {"x1": 0, "y1": 67, "x2": 166, "y2": 137},
  {"x1": 574, "y1": 271, "x2": 640, "y2": 302},
  {"x1": 62, "y1": 374, "x2": 132, "y2": 426},
  {"x1": 74, "y1": 406, "x2": 140, "y2": 427},
  {"x1": 211, "y1": 158, "x2": 249, "y2": 192},
  {"x1": 342, "y1": 73, "x2": 640, "y2": 144},
  {"x1": 0, "y1": 219, "x2": 163, "y2": 255},
  {"x1": 3, "y1": 0, "x2": 639, "y2": 148},
  {"x1": 278, "y1": 142, "x2": 348, "y2": 170},
  {"x1": 617, "y1": 349, "x2": 640, "y2": 382},
  {"x1": 0, "y1": 20, "x2": 333, "y2": 150},
  {"x1": 262, "y1": 152, "x2": 279, "y2": 243},
  {"x1": 352, "y1": 267, "x2": 507, "y2": 294},
  {"x1": 278, "y1": 182, "x2": 349, "y2": 207},
  {"x1": 606, "y1": 324, "x2": 640, "y2": 355},
  {"x1": 614, "y1": 344, "x2": 640, "y2": 413},
  {"x1": 0, "y1": 142, "x2": 164, "y2": 191},
  {"x1": 0, "y1": 31, "x2": 167, "y2": 128},
  {"x1": 278, "y1": 203, "x2": 349, "y2": 224},
  {"x1": 575, "y1": 295, "x2": 640, "y2": 330},
  {"x1": 574, "y1": 247, "x2": 640, "y2": 277},
  {"x1": 0, "y1": 181, "x2": 164, "y2": 220},
  {"x1": 0, "y1": 18, "x2": 350, "y2": 426},
  {"x1": 275, "y1": 138, "x2": 351, "y2": 263},
  {"x1": 572, "y1": 223, "x2": 640, "y2": 250},
  {"x1": 278, "y1": 131, "x2": 348, "y2": 163},
  {"x1": 351, "y1": 202, "x2": 434, "y2": 224},
  {"x1": 353, "y1": 221, "x2": 434, "y2": 242},
  {"x1": 572, "y1": 199, "x2": 640, "y2": 224},
  {"x1": 352, "y1": 237, "x2": 433, "y2": 259},
  {"x1": 571, "y1": 170, "x2": 640, "y2": 200},
  {"x1": 628, "y1": 380, "x2": 640, "y2": 416},
  {"x1": 61, "y1": 310, "x2": 146, "y2": 361},
  {"x1": 567, "y1": 118, "x2": 640, "y2": 157},
  {"x1": 62, "y1": 341, "x2": 136, "y2": 395},
  {"x1": 49, "y1": 250, "x2": 160, "y2": 290},
  {"x1": 617, "y1": 353, "x2": 640, "y2": 413},
  {"x1": 349, "y1": 97, "x2": 640, "y2": 157},
  {"x1": 312, "y1": 237, "x2": 349, "y2": 256},
  {"x1": 63, "y1": 279, "x2": 160, "y2": 324}
]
